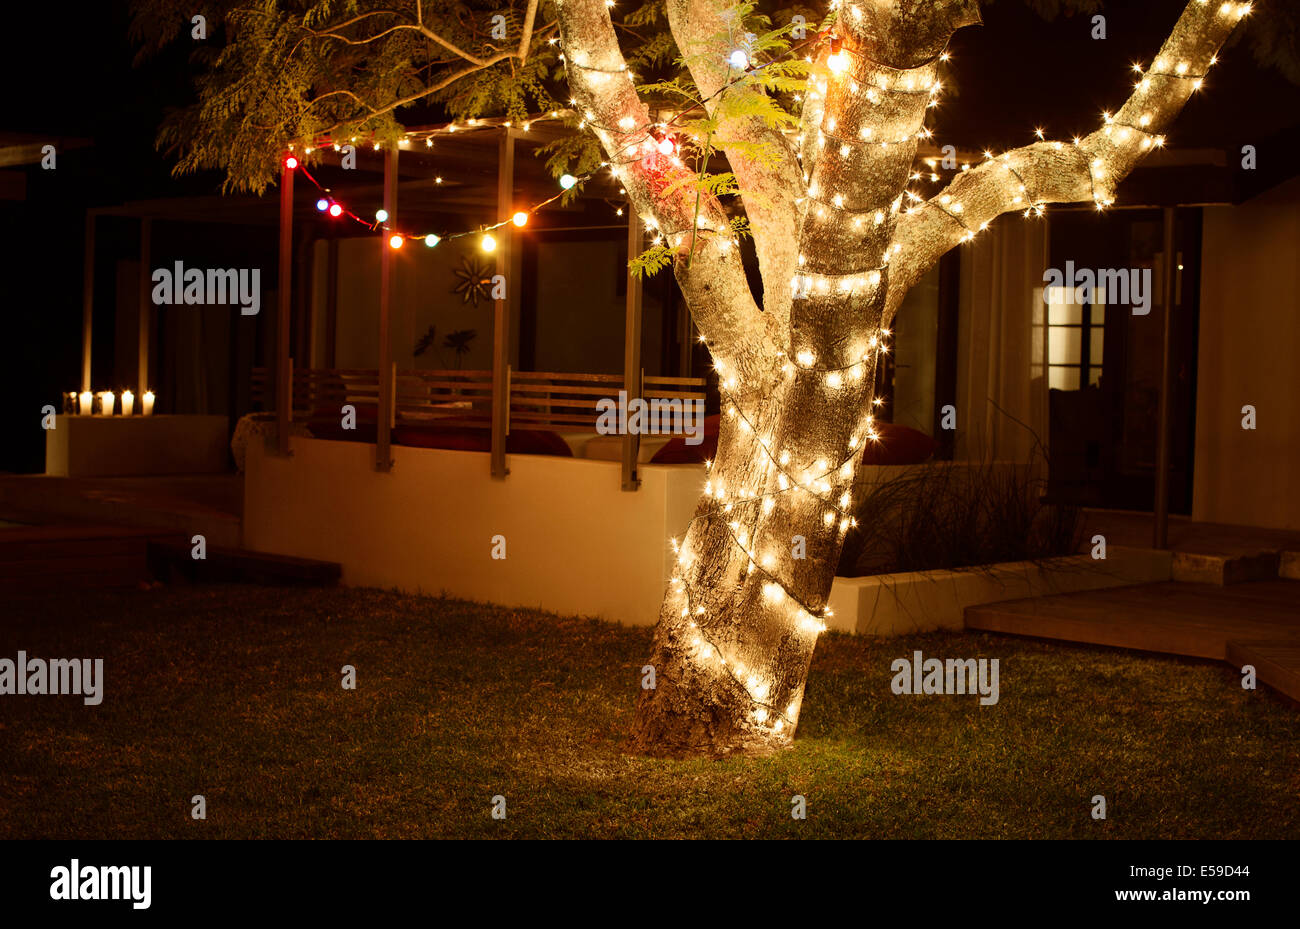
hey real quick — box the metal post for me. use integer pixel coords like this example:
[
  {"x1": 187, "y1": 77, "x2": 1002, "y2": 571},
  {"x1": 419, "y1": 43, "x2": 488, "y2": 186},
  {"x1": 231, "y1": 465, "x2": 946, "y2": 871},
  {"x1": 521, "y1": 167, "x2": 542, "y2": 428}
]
[
  {"x1": 622, "y1": 211, "x2": 644, "y2": 490},
  {"x1": 276, "y1": 159, "x2": 294, "y2": 456},
  {"x1": 491, "y1": 131, "x2": 515, "y2": 479},
  {"x1": 377, "y1": 144, "x2": 398, "y2": 472},
  {"x1": 1153, "y1": 206, "x2": 1176, "y2": 548},
  {"x1": 81, "y1": 212, "x2": 95, "y2": 393},
  {"x1": 137, "y1": 218, "x2": 152, "y2": 396}
]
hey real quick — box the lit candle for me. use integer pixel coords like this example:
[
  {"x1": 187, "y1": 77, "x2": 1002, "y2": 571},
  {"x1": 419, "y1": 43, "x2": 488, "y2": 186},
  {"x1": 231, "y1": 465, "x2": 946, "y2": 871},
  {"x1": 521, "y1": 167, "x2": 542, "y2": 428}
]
[
  {"x1": 79, "y1": 391, "x2": 94, "y2": 415},
  {"x1": 120, "y1": 390, "x2": 134, "y2": 416},
  {"x1": 100, "y1": 391, "x2": 116, "y2": 416},
  {"x1": 142, "y1": 390, "x2": 155, "y2": 416}
]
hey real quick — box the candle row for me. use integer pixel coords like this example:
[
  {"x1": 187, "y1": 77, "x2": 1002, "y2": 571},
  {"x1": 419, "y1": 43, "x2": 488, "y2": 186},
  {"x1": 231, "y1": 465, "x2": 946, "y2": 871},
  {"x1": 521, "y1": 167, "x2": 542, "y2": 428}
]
[{"x1": 69, "y1": 390, "x2": 155, "y2": 416}]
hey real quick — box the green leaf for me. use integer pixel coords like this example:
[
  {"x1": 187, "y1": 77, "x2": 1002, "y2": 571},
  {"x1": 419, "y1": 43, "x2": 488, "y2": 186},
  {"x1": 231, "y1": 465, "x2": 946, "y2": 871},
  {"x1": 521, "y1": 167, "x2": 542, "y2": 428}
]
[{"x1": 629, "y1": 243, "x2": 676, "y2": 279}]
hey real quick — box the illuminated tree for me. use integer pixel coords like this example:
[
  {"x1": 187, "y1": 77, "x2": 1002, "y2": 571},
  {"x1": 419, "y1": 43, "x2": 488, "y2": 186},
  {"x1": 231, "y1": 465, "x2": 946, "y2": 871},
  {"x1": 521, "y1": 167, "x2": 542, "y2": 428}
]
[{"x1": 137, "y1": 0, "x2": 1261, "y2": 757}]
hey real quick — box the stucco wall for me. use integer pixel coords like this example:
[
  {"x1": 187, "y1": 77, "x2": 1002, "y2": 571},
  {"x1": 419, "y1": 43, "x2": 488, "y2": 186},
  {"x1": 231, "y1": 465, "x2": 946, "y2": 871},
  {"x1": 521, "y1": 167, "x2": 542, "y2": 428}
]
[{"x1": 244, "y1": 436, "x2": 704, "y2": 625}]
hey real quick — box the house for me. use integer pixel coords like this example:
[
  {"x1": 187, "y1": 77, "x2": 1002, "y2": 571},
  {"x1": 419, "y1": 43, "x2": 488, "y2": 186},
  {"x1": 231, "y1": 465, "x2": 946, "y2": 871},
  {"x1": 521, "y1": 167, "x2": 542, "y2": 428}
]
[{"x1": 9, "y1": 0, "x2": 1299, "y2": 624}]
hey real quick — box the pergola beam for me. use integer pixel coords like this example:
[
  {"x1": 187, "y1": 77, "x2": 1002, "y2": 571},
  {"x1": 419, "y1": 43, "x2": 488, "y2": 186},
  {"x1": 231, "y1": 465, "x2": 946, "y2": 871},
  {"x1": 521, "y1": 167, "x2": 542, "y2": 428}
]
[
  {"x1": 377, "y1": 144, "x2": 398, "y2": 472},
  {"x1": 276, "y1": 159, "x2": 294, "y2": 455},
  {"x1": 1153, "y1": 207, "x2": 1178, "y2": 547},
  {"x1": 622, "y1": 211, "x2": 643, "y2": 491},
  {"x1": 491, "y1": 132, "x2": 515, "y2": 479},
  {"x1": 80, "y1": 212, "x2": 95, "y2": 393},
  {"x1": 137, "y1": 218, "x2": 152, "y2": 398}
]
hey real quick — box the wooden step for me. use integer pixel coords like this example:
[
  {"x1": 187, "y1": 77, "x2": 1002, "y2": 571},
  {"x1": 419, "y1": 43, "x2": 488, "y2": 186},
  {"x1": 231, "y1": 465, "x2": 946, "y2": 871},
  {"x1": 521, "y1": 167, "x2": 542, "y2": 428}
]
[
  {"x1": 0, "y1": 525, "x2": 183, "y2": 592},
  {"x1": 1225, "y1": 640, "x2": 1300, "y2": 703},
  {"x1": 0, "y1": 568, "x2": 152, "y2": 594},
  {"x1": 0, "y1": 527, "x2": 172, "y2": 556},
  {"x1": 146, "y1": 541, "x2": 341, "y2": 587},
  {"x1": 0, "y1": 552, "x2": 149, "y2": 580},
  {"x1": 964, "y1": 580, "x2": 1300, "y2": 662},
  {"x1": 1171, "y1": 550, "x2": 1280, "y2": 586}
]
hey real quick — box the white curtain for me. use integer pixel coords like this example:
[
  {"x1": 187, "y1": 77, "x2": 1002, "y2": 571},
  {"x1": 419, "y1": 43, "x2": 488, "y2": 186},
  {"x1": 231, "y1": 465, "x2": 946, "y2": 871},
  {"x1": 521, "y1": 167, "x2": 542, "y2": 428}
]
[{"x1": 954, "y1": 216, "x2": 1050, "y2": 470}]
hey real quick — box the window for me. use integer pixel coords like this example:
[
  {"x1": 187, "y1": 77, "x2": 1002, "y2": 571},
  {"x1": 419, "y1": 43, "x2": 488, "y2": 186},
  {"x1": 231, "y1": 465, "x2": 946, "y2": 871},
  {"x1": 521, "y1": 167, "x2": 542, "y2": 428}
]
[{"x1": 1038, "y1": 285, "x2": 1105, "y2": 390}]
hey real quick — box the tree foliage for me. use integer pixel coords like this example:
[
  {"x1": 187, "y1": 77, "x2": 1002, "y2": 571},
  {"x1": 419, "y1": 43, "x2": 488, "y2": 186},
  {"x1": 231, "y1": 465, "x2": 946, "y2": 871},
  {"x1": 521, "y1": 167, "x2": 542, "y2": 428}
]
[{"x1": 132, "y1": 0, "x2": 1300, "y2": 193}]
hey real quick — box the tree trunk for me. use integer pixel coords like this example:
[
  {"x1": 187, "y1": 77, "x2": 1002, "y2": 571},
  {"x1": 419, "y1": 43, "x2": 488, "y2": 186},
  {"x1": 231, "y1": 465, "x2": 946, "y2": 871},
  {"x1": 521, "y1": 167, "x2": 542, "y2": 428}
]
[
  {"x1": 629, "y1": 348, "x2": 880, "y2": 757},
  {"x1": 629, "y1": 1, "x2": 958, "y2": 759}
]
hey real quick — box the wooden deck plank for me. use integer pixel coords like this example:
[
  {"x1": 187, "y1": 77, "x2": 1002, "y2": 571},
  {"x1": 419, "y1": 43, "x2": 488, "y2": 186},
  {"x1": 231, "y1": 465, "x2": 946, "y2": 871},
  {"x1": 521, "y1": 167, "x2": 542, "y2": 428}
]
[
  {"x1": 146, "y1": 541, "x2": 342, "y2": 586},
  {"x1": 966, "y1": 580, "x2": 1300, "y2": 692},
  {"x1": 1225, "y1": 641, "x2": 1300, "y2": 703}
]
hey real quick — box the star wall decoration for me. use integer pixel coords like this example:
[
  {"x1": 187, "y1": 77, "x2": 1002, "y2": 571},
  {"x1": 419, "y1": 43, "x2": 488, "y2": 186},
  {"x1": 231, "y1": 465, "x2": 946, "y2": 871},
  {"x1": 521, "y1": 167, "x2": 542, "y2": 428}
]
[{"x1": 452, "y1": 256, "x2": 494, "y2": 307}]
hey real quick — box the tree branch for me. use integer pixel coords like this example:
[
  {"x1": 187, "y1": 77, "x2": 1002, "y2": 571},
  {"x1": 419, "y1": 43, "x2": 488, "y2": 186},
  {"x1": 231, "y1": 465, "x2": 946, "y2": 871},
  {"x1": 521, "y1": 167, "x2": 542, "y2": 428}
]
[
  {"x1": 554, "y1": 0, "x2": 779, "y2": 383},
  {"x1": 884, "y1": 0, "x2": 1251, "y2": 322},
  {"x1": 665, "y1": 0, "x2": 804, "y2": 337},
  {"x1": 307, "y1": 4, "x2": 552, "y2": 137}
]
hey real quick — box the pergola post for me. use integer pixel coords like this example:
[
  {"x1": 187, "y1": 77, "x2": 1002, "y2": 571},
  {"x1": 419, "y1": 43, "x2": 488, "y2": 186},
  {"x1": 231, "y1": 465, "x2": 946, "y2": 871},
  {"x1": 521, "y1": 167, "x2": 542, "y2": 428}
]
[
  {"x1": 276, "y1": 158, "x2": 294, "y2": 456},
  {"x1": 491, "y1": 131, "x2": 515, "y2": 479},
  {"x1": 81, "y1": 212, "x2": 95, "y2": 394},
  {"x1": 1153, "y1": 206, "x2": 1177, "y2": 548},
  {"x1": 137, "y1": 218, "x2": 152, "y2": 397},
  {"x1": 376, "y1": 143, "x2": 398, "y2": 472},
  {"x1": 325, "y1": 238, "x2": 339, "y2": 368},
  {"x1": 622, "y1": 211, "x2": 643, "y2": 491}
]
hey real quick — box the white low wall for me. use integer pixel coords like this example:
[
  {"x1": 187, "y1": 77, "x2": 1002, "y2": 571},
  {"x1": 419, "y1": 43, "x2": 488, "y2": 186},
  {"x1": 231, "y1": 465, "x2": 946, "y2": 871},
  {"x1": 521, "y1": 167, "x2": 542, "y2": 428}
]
[
  {"x1": 826, "y1": 546, "x2": 1173, "y2": 636},
  {"x1": 247, "y1": 438, "x2": 1174, "y2": 634},
  {"x1": 46, "y1": 415, "x2": 230, "y2": 477},
  {"x1": 244, "y1": 436, "x2": 703, "y2": 625}
]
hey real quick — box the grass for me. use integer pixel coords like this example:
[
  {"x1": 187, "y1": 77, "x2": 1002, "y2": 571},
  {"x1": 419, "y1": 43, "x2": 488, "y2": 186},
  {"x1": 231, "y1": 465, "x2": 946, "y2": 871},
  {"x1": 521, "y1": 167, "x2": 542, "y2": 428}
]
[{"x1": 1, "y1": 583, "x2": 1297, "y2": 839}]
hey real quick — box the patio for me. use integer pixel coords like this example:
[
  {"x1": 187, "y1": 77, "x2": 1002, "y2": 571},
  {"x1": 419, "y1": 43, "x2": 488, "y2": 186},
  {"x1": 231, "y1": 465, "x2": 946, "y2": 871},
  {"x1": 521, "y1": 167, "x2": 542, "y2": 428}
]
[{"x1": 967, "y1": 578, "x2": 1300, "y2": 702}]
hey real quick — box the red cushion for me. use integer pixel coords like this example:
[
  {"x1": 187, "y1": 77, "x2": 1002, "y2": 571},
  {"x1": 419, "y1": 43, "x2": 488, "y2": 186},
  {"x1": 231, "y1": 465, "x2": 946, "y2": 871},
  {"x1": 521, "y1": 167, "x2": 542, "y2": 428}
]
[
  {"x1": 649, "y1": 414, "x2": 721, "y2": 464},
  {"x1": 393, "y1": 424, "x2": 490, "y2": 451},
  {"x1": 391, "y1": 424, "x2": 573, "y2": 457},
  {"x1": 506, "y1": 429, "x2": 573, "y2": 457},
  {"x1": 859, "y1": 422, "x2": 938, "y2": 465},
  {"x1": 308, "y1": 402, "x2": 378, "y2": 442}
]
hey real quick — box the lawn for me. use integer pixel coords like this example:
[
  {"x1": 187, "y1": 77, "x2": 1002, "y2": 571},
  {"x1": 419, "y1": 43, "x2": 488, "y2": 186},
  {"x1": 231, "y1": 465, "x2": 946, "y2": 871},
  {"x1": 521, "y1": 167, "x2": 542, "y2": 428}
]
[{"x1": 1, "y1": 583, "x2": 1297, "y2": 839}]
